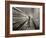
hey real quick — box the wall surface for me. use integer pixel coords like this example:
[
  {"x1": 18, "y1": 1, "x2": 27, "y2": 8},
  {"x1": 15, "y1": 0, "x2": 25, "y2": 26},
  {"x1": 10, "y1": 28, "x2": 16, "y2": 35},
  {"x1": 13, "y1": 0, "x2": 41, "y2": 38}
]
[{"x1": 0, "y1": 0, "x2": 46, "y2": 38}]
